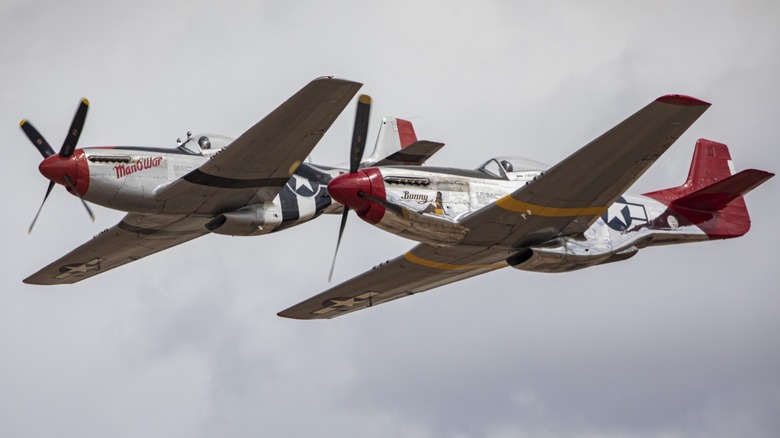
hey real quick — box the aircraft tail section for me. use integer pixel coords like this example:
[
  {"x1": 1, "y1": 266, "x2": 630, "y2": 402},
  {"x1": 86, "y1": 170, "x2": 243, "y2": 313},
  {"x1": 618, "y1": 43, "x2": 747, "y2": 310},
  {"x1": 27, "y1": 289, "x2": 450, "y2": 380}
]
[
  {"x1": 644, "y1": 139, "x2": 773, "y2": 239},
  {"x1": 672, "y1": 169, "x2": 771, "y2": 212},
  {"x1": 362, "y1": 117, "x2": 418, "y2": 165}
]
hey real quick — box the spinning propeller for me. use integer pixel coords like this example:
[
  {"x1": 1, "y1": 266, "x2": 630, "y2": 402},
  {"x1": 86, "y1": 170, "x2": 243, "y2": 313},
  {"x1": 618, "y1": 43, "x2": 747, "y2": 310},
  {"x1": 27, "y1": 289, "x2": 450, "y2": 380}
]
[
  {"x1": 327, "y1": 94, "x2": 371, "y2": 281},
  {"x1": 21, "y1": 98, "x2": 95, "y2": 233}
]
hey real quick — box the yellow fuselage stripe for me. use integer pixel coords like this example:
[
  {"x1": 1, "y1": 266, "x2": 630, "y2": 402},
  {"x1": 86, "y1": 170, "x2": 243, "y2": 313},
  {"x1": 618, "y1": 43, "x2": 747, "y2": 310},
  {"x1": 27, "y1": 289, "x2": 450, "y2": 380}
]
[
  {"x1": 403, "y1": 251, "x2": 506, "y2": 271},
  {"x1": 496, "y1": 196, "x2": 607, "y2": 217}
]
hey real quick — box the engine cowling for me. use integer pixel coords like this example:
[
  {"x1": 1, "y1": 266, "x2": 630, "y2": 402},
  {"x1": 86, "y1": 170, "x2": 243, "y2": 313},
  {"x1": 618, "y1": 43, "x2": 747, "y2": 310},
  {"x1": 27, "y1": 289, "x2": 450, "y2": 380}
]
[{"x1": 205, "y1": 204, "x2": 282, "y2": 236}]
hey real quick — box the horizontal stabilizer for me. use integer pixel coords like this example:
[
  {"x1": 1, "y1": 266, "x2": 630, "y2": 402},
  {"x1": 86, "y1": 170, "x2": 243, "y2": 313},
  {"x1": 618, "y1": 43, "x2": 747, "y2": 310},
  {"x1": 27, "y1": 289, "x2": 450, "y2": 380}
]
[
  {"x1": 644, "y1": 139, "x2": 774, "y2": 239},
  {"x1": 373, "y1": 140, "x2": 445, "y2": 166},
  {"x1": 672, "y1": 169, "x2": 774, "y2": 211}
]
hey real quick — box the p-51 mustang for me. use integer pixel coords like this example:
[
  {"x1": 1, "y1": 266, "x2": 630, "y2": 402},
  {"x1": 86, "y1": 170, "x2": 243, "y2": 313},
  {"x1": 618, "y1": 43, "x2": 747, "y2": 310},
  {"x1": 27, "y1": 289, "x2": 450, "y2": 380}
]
[
  {"x1": 280, "y1": 94, "x2": 773, "y2": 319},
  {"x1": 22, "y1": 77, "x2": 444, "y2": 285}
]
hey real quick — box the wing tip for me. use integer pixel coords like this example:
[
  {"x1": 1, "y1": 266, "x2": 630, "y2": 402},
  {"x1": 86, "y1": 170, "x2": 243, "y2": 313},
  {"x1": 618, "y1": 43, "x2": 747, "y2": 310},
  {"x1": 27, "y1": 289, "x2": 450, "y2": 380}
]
[
  {"x1": 312, "y1": 75, "x2": 362, "y2": 87},
  {"x1": 748, "y1": 169, "x2": 775, "y2": 179},
  {"x1": 276, "y1": 310, "x2": 318, "y2": 320},
  {"x1": 656, "y1": 94, "x2": 711, "y2": 107},
  {"x1": 22, "y1": 276, "x2": 46, "y2": 285}
]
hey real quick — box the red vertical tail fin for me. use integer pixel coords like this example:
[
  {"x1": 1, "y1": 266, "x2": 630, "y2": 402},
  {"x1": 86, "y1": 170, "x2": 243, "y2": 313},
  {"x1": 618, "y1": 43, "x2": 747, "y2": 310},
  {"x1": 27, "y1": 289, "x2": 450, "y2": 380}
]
[{"x1": 644, "y1": 139, "x2": 773, "y2": 239}]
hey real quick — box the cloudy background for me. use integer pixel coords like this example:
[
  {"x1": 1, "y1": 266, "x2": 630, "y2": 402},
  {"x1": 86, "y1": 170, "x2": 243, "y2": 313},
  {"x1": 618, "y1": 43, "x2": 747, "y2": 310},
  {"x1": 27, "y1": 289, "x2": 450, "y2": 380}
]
[{"x1": 2, "y1": 1, "x2": 779, "y2": 437}]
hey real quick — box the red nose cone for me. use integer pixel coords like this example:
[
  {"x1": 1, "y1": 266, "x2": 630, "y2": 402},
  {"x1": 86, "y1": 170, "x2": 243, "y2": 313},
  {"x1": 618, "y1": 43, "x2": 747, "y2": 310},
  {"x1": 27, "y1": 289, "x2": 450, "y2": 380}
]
[
  {"x1": 38, "y1": 150, "x2": 89, "y2": 196},
  {"x1": 328, "y1": 170, "x2": 372, "y2": 213},
  {"x1": 39, "y1": 154, "x2": 77, "y2": 184}
]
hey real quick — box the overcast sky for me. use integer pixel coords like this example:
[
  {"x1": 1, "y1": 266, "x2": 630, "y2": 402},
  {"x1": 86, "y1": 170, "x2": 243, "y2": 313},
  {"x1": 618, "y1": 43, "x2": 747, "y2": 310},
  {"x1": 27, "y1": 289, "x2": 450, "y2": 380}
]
[{"x1": 2, "y1": 1, "x2": 779, "y2": 437}]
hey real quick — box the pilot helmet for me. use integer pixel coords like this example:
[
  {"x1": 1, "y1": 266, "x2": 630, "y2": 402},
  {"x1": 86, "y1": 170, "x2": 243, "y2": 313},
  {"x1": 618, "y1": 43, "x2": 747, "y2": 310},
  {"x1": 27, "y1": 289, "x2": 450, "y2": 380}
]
[
  {"x1": 198, "y1": 136, "x2": 211, "y2": 150},
  {"x1": 500, "y1": 159, "x2": 513, "y2": 172}
]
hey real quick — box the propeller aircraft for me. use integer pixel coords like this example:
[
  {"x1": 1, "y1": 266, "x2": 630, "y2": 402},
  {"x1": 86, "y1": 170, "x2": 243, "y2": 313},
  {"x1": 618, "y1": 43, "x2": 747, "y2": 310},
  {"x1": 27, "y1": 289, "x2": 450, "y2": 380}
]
[
  {"x1": 280, "y1": 94, "x2": 774, "y2": 319},
  {"x1": 22, "y1": 77, "x2": 442, "y2": 285}
]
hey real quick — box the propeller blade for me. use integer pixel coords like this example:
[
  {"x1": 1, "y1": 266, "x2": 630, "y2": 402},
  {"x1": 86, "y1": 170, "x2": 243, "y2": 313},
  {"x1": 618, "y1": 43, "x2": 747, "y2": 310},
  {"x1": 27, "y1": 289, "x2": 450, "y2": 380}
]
[
  {"x1": 20, "y1": 119, "x2": 56, "y2": 158},
  {"x1": 328, "y1": 207, "x2": 350, "y2": 282},
  {"x1": 60, "y1": 98, "x2": 89, "y2": 158},
  {"x1": 62, "y1": 175, "x2": 95, "y2": 222},
  {"x1": 28, "y1": 181, "x2": 56, "y2": 234},
  {"x1": 327, "y1": 95, "x2": 372, "y2": 280},
  {"x1": 349, "y1": 94, "x2": 371, "y2": 173}
]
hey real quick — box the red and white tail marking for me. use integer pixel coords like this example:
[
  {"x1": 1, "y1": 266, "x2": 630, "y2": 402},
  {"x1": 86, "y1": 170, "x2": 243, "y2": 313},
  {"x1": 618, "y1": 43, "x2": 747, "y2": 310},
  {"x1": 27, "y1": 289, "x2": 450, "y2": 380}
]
[
  {"x1": 644, "y1": 139, "x2": 773, "y2": 239},
  {"x1": 363, "y1": 117, "x2": 418, "y2": 165},
  {"x1": 395, "y1": 119, "x2": 418, "y2": 149}
]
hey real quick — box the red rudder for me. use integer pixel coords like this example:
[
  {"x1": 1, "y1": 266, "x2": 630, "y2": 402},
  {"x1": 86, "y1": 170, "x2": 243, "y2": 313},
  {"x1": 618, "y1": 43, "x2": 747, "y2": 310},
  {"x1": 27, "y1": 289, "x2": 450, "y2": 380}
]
[{"x1": 644, "y1": 139, "x2": 773, "y2": 239}]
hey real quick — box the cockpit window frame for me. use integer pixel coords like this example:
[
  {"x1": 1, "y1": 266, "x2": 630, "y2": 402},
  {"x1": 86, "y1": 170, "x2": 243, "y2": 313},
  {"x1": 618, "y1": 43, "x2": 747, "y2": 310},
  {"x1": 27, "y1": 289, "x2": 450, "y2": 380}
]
[
  {"x1": 477, "y1": 156, "x2": 550, "y2": 179},
  {"x1": 174, "y1": 133, "x2": 234, "y2": 156},
  {"x1": 177, "y1": 138, "x2": 203, "y2": 155},
  {"x1": 477, "y1": 158, "x2": 509, "y2": 179}
]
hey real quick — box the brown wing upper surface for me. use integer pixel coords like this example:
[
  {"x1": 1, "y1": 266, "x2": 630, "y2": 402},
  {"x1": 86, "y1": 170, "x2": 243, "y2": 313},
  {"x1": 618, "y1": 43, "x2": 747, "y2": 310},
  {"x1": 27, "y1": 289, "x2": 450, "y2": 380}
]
[
  {"x1": 24, "y1": 213, "x2": 211, "y2": 285},
  {"x1": 157, "y1": 77, "x2": 362, "y2": 214},
  {"x1": 278, "y1": 243, "x2": 510, "y2": 319},
  {"x1": 461, "y1": 95, "x2": 710, "y2": 249}
]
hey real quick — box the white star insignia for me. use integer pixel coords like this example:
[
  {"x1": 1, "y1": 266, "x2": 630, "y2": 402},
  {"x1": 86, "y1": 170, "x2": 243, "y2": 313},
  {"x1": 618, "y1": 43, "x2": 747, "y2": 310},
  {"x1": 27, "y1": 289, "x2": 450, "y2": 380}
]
[
  {"x1": 606, "y1": 204, "x2": 628, "y2": 225},
  {"x1": 297, "y1": 178, "x2": 316, "y2": 193},
  {"x1": 54, "y1": 258, "x2": 104, "y2": 279},
  {"x1": 329, "y1": 298, "x2": 356, "y2": 308},
  {"x1": 313, "y1": 292, "x2": 380, "y2": 315}
]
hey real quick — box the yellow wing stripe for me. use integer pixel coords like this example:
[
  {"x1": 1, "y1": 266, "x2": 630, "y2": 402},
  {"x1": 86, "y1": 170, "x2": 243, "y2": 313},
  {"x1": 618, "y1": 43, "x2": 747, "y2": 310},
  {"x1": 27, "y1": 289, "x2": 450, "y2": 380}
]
[
  {"x1": 496, "y1": 196, "x2": 607, "y2": 217},
  {"x1": 288, "y1": 160, "x2": 302, "y2": 176},
  {"x1": 403, "y1": 251, "x2": 506, "y2": 271}
]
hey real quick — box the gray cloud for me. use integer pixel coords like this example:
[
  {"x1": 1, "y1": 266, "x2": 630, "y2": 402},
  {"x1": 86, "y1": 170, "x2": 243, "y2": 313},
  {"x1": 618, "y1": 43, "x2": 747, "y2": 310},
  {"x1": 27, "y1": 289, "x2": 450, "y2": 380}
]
[{"x1": 2, "y1": 1, "x2": 779, "y2": 437}]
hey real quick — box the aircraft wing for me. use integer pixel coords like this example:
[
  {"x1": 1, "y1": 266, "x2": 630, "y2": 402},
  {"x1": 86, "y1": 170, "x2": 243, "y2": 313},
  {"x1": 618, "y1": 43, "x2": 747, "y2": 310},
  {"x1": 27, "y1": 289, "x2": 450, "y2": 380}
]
[
  {"x1": 24, "y1": 213, "x2": 212, "y2": 285},
  {"x1": 157, "y1": 77, "x2": 362, "y2": 215},
  {"x1": 278, "y1": 243, "x2": 510, "y2": 319},
  {"x1": 461, "y1": 95, "x2": 711, "y2": 249}
]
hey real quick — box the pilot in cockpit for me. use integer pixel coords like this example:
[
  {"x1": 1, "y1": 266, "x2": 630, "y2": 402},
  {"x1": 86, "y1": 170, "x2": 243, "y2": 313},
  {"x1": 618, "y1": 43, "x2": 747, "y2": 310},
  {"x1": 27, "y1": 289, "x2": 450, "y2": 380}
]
[
  {"x1": 198, "y1": 136, "x2": 211, "y2": 150},
  {"x1": 500, "y1": 159, "x2": 513, "y2": 173}
]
